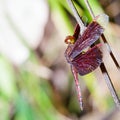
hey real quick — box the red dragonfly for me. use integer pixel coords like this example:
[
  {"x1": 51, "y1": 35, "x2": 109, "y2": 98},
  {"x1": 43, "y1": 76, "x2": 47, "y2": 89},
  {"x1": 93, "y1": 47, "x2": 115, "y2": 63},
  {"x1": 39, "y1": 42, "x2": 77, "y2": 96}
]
[{"x1": 64, "y1": 20, "x2": 104, "y2": 110}]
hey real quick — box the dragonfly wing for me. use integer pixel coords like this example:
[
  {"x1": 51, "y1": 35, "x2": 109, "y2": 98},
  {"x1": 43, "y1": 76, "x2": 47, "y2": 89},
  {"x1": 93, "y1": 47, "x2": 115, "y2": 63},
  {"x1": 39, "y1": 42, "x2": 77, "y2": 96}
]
[
  {"x1": 72, "y1": 45, "x2": 102, "y2": 76},
  {"x1": 73, "y1": 24, "x2": 80, "y2": 40},
  {"x1": 70, "y1": 21, "x2": 104, "y2": 59}
]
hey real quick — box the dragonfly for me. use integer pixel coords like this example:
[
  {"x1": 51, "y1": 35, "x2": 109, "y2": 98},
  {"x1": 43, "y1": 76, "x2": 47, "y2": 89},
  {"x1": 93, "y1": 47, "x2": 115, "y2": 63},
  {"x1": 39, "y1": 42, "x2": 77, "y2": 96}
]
[
  {"x1": 64, "y1": 19, "x2": 104, "y2": 110},
  {"x1": 65, "y1": 0, "x2": 120, "y2": 110}
]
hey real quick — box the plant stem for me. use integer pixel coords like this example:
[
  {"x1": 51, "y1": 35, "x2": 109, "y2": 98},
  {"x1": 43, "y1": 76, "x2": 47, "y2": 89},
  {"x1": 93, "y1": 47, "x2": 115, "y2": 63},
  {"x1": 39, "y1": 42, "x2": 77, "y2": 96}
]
[
  {"x1": 67, "y1": 0, "x2": 86, "y2": 34},
  {"x1": 100, "y1": 63, "x2": 120, "y2": 109}
]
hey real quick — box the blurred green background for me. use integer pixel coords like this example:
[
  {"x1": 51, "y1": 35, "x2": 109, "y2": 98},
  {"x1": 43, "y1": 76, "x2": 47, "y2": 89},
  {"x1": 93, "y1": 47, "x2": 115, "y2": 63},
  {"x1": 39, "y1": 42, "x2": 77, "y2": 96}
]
[{"x1": 0, "y1": 0, "x2": 120, "y2": 120}]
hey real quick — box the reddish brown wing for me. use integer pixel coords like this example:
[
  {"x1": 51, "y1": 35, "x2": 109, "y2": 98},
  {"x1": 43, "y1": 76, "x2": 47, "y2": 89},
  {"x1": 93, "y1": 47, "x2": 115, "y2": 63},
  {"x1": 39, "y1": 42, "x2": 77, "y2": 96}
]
[
  {"x1": 71, "y1": 44, "x2": 102, "y2": 76},
  {"x1": 73, "y1": 24, "x2": 80, "y2": 40},
  {"x1": 69, "y1": 21, "x2": 104, "y2": 59}
]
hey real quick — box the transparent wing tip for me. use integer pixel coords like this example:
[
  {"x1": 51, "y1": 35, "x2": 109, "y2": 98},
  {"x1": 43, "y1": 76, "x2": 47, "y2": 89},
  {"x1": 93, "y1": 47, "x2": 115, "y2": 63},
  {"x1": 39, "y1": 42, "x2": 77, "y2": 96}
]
[{"x1": 95, "y1": 13, "x2": 109, "y2": 29}]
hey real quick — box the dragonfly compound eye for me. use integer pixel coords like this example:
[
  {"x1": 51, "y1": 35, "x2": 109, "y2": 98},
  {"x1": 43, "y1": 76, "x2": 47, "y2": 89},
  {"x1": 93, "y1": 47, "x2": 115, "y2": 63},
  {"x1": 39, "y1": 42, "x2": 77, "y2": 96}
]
[{"x1": 64, "y1": 36, "x2": 76, "y2": 44}]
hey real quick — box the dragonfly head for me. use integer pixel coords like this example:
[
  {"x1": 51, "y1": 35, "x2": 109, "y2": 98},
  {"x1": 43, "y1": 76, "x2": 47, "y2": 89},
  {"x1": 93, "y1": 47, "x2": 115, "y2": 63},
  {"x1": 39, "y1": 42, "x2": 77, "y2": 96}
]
[{"x1": 64, "y1": 36, "x2": 75, "y2": 44}]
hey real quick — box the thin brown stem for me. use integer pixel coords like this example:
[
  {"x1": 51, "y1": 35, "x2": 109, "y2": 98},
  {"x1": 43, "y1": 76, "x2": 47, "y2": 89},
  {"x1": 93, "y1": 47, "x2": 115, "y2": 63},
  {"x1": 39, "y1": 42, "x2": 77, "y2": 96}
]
[
  {"x1": 101, "y1": 34, "x2": 120, "y2": 69},
  {"x1": 100, "y1": 63, "x2": 120, "y2": 108}
]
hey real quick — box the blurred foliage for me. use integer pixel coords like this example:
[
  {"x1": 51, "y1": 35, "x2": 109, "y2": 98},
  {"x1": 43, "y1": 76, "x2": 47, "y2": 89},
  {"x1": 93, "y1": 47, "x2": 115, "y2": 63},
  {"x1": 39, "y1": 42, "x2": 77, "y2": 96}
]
[{"x1": 0, "y1": 0, "x2": 120, "y2": 120}]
